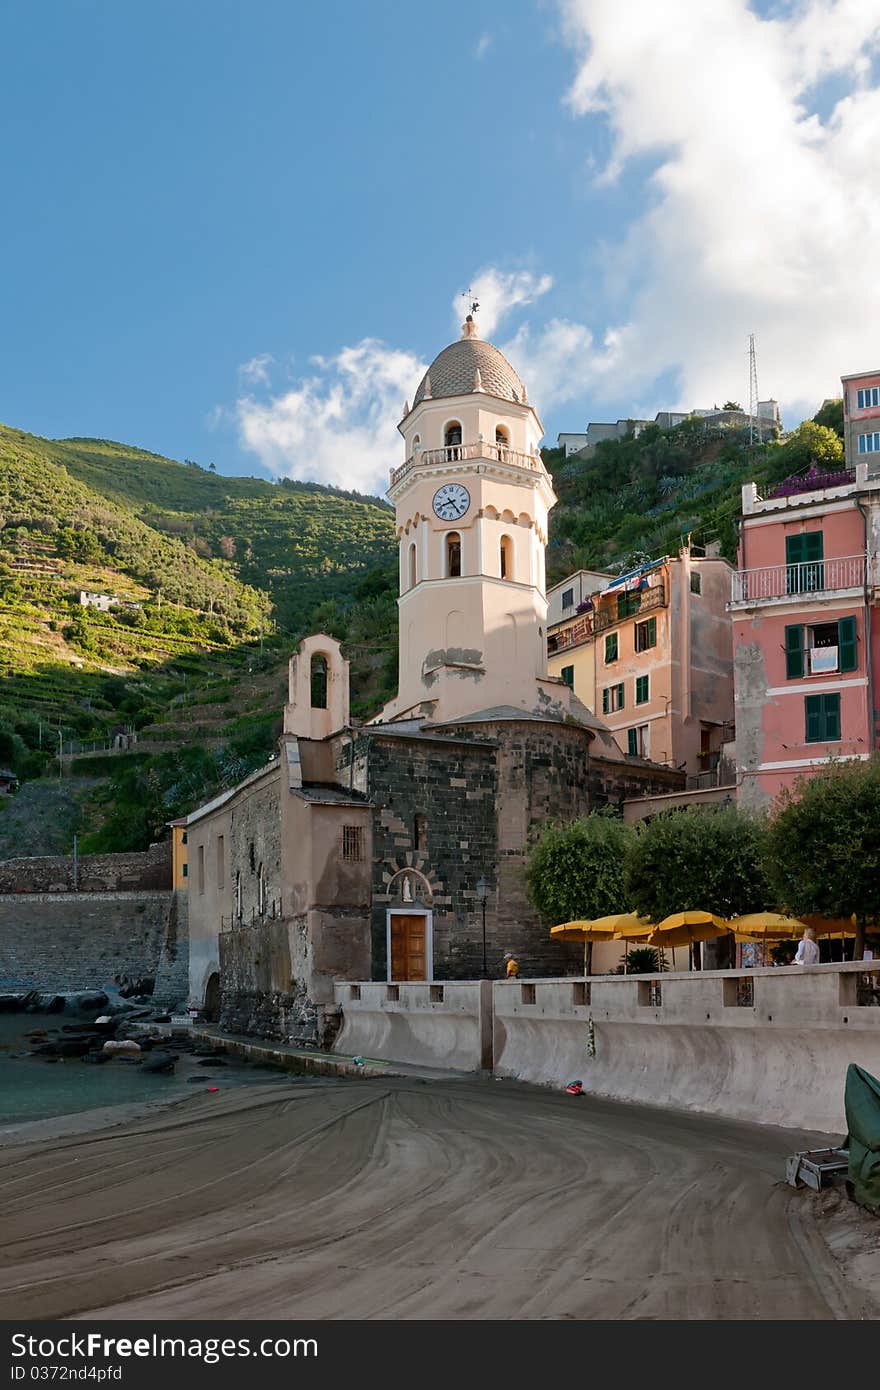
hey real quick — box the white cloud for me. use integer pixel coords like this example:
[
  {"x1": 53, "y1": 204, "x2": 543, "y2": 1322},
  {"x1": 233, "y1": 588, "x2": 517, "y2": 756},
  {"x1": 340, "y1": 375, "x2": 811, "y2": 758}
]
[
  {"x1": 556, "y1": 0, "x2": 880, "y2": 418},
  {"x1": 235, "y1": 339, "x2": 426, "y2": 495},
  {"x1": 239, "y1": 353, "x2": 275, "y2": 386},
  {"x1": 453, "y1": 267, "x2": 553, "y2": 338},
  {"x1": 474, "y1": 33, "x2": 493, "y2": 60}
]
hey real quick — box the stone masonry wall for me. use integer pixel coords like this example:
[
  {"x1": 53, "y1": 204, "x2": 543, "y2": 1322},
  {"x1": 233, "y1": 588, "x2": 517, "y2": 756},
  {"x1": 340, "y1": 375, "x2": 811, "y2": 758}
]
[
  {"x1": 0, "y1": 842, "x2": 172, "y2": 894},
  {"x1": 364, "y1": 731, "x2": 498, "y2": 981},
  {"x1": 0, "y1": 891, "x2": 174, "y2": 991}
]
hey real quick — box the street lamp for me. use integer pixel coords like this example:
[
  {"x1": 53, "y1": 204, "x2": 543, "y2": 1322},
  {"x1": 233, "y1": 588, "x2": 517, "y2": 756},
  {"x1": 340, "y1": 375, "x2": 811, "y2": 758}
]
[{"x1": 476, "y1": 876, "x2": 488, "y2": 979}]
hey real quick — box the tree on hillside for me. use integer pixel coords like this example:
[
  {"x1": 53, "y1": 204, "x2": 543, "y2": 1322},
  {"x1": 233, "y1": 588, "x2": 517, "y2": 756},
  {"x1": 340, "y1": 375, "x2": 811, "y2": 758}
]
[
  {"x1": 625, "y1": 808, "x2": 771, "y2": 966},
  {"x1": 722, "y1": 401, "x2": 742, "y2": 411},
  {"x1": 764, "y1": 758, "x2": 880, "y2": 959},
  {"x1": 779, "y1": 420, "x2": 844, "y2": 471},
  {"x1": 812, "y1": 398, "x2": 844, "y2": 439},
  {"x1": 526, "y1": 813, "x2": 632, "y2": 970}
]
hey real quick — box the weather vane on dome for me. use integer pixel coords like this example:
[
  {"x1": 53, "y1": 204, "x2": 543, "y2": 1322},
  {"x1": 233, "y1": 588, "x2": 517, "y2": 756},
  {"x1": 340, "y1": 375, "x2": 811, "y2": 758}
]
[{"x1": 461, "y1": 289, "x2": 480, "y2": 318}]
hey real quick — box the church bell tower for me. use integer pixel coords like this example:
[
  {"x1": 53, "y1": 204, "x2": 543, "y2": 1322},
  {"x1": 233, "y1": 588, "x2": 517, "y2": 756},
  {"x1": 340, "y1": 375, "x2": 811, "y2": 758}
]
[{"x1": 379, "y1": 314, "x2": 558, "y2": 724}]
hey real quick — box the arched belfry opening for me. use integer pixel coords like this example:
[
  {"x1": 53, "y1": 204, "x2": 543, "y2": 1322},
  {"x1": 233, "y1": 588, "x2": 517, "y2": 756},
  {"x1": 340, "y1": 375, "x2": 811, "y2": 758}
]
[
  {"x1": 444, "y1": 421, "x2": 463, "y2": 457},
  {"x1": 408, "y1": 542, "x2": 417, "y2": 590},
  {"x1": 310, "y1": 653, "x2": 328, "y2": 709},
  {"x1": 284, "y1": 633, "x2": 350, "y2": 738}
]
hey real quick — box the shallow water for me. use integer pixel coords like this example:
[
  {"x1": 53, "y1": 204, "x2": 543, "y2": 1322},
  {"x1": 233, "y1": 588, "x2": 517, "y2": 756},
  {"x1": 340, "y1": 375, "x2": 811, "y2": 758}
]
[{"x1": 0, "y1": 1014, "x2": 223, "y2": 1122}]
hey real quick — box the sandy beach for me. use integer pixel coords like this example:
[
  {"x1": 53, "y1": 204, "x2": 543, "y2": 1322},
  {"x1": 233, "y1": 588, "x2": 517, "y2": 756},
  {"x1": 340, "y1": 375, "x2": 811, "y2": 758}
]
[{"x1": 0, "y1": 1073, "x2": 876, "y2": 1321}]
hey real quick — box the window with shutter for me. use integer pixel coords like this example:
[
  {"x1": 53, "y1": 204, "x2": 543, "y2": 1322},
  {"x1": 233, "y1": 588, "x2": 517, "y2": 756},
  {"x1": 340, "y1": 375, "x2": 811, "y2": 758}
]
[
  {"x1": 605, "y1": 632, "x2": 618, "y2": 663},
  {"x1": 616, "y1": 682, "x2": 625, "y2": 710},
  {"x1": 602, "y1": 687, "x2": 610, "y2": 715},
  {"x1": 838, "y1": 616, "x2": 857, "y2": 672},
  {"x1": 785, "y1": 625, "x2": 804, "y2": 679},
  {"x1": 786, "y1": 532, "x2": 824, "y2": 594},
  {"x1": 561, "y1": 665, "x2": 574, "y2": 689},
  {"x1": 636, "y1": 675, "x2": 649, "y2": 704},
  {"x1": 628, "y1": 728, "x2": 638, "y2": 756},
  {"x1": 805, "y1": 692, "x2": 841, "y2": 742}
]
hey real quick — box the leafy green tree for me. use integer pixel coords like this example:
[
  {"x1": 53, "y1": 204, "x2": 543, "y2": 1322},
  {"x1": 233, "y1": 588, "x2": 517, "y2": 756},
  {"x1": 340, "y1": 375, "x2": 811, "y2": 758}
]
[
  {"x1": 765, "y1": 758, "x2": 880, "y2": 958},
  {"x1": 625, "y1": 808, "x2": 771, "y2": 965},
  {"x1": 526, "y1": 813, "x2": 633, "y2": 971},
  {"x1": 527, "y1": 812, "x2": 631, "y2": 917},
  {"x1": 812, "y1": 398, "x2": 844, "y2": 439},
  {"x1": 778, "y1": 420, "x2": 844, "y2": 471},
  {"x1": 722, "y1": 401, "x2": 742, "y2": 411}
]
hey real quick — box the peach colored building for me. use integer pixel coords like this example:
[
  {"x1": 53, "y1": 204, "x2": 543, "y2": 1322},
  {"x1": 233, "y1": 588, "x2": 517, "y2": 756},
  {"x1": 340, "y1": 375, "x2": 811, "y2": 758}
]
[
  {"x1": 730, "y1": 456, "x2": 880, "y2": 808},
  {"x1": 842, "y1": 367, "x2": 880, "y2": 468},
  {"x1": 550, "y1": 550, "x2": 734, "y2": 779}
]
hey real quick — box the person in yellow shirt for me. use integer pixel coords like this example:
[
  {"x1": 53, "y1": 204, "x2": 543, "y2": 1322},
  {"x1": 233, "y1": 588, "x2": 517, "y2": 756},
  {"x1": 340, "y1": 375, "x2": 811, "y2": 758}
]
[{"x1": 503, "y1": 951, "x2": 519, "y2": 978}]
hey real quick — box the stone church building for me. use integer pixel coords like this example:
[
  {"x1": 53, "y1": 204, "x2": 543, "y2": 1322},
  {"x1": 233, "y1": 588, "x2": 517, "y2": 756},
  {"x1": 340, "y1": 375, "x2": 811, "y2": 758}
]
[{"x1": 185, "y1": 317, "x2": 681, "y2": 1040}]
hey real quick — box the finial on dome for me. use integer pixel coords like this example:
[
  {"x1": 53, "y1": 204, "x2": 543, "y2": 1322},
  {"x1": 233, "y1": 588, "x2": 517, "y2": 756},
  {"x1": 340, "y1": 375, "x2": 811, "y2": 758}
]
[
  {"x1": 422, "y1": 371, "x2": 432, "y2": 399},
  {"x1": 473, "y1": 366, "x2": 484, "y2": 391},
  {"x1": 521, "y1": 382, "x2": 528, "y2": 403},
  {"x1": 403, "y1": 399, "x2": 410, "y2": 417},
  {"x1": 462, "y1": 314, "x2": 480, "y2": 340}
]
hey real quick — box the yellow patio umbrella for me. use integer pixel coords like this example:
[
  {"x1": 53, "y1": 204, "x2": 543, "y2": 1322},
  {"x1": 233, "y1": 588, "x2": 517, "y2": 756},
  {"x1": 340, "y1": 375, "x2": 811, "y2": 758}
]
[
  {"x1": 731, "y1": 912, "x2": 807, "y2": 941},
  {"x1": 595, "y1": 912, "x2": 654, "y2": 937},
  {"x1": 550, "y1": 919, "x2": 617, "y2": 972},
  {"x1": 801, "y1": 913, "x2": 856, "y2": 939},
  {"x1": 649, "y1": 911, "x2": 732, "y2": 964}
]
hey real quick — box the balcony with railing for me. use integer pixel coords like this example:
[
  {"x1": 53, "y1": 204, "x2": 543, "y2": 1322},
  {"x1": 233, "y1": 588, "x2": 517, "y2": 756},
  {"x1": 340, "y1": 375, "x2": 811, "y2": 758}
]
[
  {"x1": 389, "y1": 440, "x2": 545, "y2": 488},
  {"x1": 548, "y1": 613, "x2": 593, "y2": 654},
  {"x1": 592, "y1": 581, "x2": 667, "y2": 634},
  {"x1": 729, "y1": 554, "x2": 866, "y2": 607}
]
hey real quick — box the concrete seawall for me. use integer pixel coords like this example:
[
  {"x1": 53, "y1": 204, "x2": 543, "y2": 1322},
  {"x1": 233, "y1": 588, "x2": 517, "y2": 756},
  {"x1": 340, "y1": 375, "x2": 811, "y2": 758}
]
[
  {"x1": 333, "y1": 981, "x2": 492, "y2": 1073},
  {"x1": 334, "y1": 963, "x2": 880, "y2": 1133}
]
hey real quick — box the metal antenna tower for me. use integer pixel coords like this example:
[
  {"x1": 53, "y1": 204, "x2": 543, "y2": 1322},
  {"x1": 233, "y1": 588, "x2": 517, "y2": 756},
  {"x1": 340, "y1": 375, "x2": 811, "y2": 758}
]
[{"x1": 748, "y1": 333, "x2": 759, "y2": 446}]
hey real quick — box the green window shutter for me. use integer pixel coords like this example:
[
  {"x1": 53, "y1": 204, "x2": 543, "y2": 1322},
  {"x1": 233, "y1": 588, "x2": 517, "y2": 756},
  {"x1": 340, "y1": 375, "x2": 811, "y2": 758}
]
[
  {"x1": 805, "y1": 531, "x2": 824, "y2": 562},
  {"x1": 182, "y1": 863, "x2": 188, "y2": 877},
  {"x1": 636, "y1": 675, "x2": 649, "y2": 703},
  {"x1": 602, "y1": 687, "x2": 609, "y2": 715},
  {"x1": 647, "y1": 616, "x2": 656, "y2": 647},
  {"x1": 561, "y1": 664, "x2": 574, "y2": 689},
  {"x1": 617, "y1": 682, "x2": 625, "y2": 709},
  {"x1": 784, "y1": 625, "x2": 804, "y2": 679},
  {"x1": 605, "y1": 632, "x2": 618, "y2": 662},
  {"x1": 627, "y1": 727, "x2": 638, "y2": 756},
  {"x1": 805, "y1": 695, "x2": 823, "y2": 743},
  {"x1": 785, "y1": 534, "x2": 804, "y2": 566},
  {"x1": 823, "y1": 693, "x2": 841, "y2": 741},
  {"x1": 838, "y1": 616, "x2": 857, "y2": 672}
]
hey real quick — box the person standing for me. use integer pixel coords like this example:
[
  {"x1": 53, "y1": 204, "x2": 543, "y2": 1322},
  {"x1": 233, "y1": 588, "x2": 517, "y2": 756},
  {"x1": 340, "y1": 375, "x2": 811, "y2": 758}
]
[
  {"x1": 503, "y1": 951, "x2": 519, "y2": 978},
  {"x1": 792, "y1": 926, "x2": 820, "y2": 965}
]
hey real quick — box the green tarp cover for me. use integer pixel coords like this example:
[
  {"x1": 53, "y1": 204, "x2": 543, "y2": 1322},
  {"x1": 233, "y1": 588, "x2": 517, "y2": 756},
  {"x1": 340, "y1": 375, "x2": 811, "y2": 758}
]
[{"x1": 844, "y1": 1063, "x2": 880, "y2": 1213}]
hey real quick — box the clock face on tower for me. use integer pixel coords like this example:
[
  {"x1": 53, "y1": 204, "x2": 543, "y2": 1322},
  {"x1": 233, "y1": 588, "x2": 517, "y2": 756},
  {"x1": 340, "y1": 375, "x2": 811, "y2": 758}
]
[{"x1": 433, "y1": 483, "x2": 470, "y2": 521}]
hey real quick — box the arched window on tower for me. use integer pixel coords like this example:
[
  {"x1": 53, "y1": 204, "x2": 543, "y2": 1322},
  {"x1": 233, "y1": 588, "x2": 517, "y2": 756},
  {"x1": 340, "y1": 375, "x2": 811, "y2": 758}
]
[
  {"x1": 310, "y1": 654, "x2": 328, "y2": 709},
  {"x1": 495, "y1": 425, "x2": 510, "y2": 461},
  {"x1": 412, "y1": 434, "x2": 421, "y2": 456},
  {"x1": 500, "y1": 534, "x2": 514, "y2": 581},
  {"x1": 408, "y1": 542, "x2": 417, "y2": 590},
  {"x1": 444, "y1": 421, "x2": 463, "y2": 459},
  {"x1": 446, "y1": 532, "x2": 462, "y2": 578}
]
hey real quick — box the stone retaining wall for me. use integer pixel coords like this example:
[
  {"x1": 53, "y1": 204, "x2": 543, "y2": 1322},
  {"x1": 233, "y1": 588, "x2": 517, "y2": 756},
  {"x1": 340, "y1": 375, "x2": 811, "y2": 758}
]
[
  {"x1": 0, "y1": 891, "x2": 179, "y2": 992},
  {"x1": 0, "y1": 843, "x2": 172, "y2": 894}
]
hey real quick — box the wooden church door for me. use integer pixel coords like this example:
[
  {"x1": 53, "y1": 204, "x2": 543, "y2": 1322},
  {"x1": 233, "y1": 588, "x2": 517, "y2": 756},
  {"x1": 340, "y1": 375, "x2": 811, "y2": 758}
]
[{"x1": 389, "y1": 913, "x2": 427, "y2": 981}]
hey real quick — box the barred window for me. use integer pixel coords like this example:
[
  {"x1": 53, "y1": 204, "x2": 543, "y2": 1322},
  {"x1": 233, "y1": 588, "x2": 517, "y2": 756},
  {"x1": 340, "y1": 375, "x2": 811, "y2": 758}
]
[{"x1": 343, "y1": 825, "x2": 364, "y2": 862}]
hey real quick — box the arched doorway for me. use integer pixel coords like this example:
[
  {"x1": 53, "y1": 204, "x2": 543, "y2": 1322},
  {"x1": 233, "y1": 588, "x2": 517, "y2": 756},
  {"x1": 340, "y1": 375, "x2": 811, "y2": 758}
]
[{"x1": 203, "y1": 971, "x2": 221, "y2": 1022}]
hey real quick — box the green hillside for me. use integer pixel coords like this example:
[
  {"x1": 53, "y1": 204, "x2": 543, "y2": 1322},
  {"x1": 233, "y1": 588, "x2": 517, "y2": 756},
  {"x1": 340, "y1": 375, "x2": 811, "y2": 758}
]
[
  {"x1": 545, "y1": 410, "x2": 844, "y2": 584},
  {"x1": 0, "y1": 424, "x2": 398, "y2": 846}
]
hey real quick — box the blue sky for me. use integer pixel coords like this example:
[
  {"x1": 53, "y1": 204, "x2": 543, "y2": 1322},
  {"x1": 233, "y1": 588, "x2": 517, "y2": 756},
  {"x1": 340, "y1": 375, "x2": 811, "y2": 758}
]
[{"x1": 3, "y1": 1, "x2": 880, "y2": 494}]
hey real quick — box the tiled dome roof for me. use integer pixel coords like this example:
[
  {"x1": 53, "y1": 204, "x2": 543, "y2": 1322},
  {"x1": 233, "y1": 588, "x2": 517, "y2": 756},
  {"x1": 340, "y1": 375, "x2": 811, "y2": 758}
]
[{"x1": 414, "y1": 320, "x2": 526, "y2": 407}]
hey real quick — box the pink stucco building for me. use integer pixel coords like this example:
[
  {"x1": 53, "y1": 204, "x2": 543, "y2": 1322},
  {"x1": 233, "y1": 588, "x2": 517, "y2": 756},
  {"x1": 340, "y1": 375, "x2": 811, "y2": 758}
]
[{"x1": 730, "y1": 455, "x2": 880, "y2": 808}]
